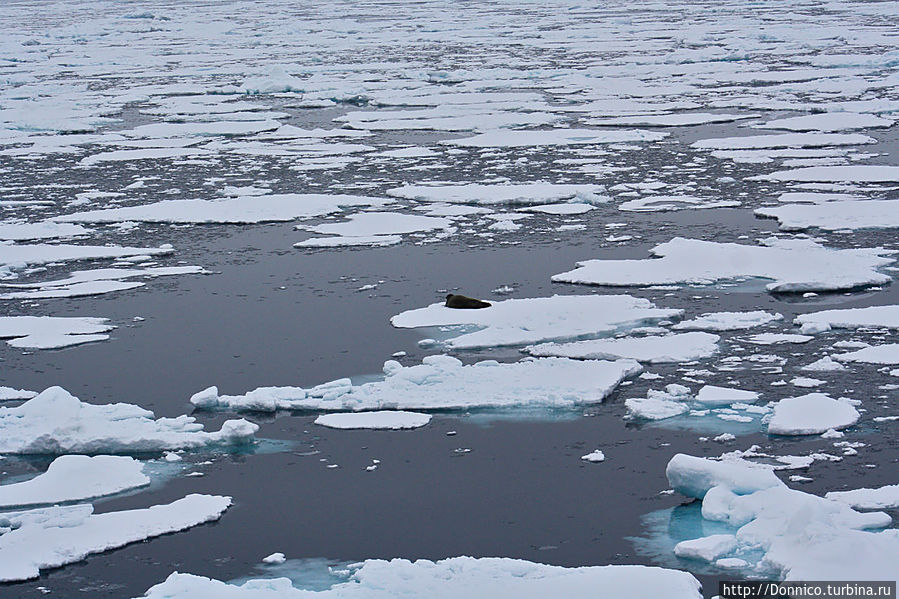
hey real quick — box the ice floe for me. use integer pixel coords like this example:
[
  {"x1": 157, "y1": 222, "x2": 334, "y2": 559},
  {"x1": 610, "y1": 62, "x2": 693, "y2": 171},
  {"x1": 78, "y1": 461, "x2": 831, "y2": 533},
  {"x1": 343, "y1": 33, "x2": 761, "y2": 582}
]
[
  {"x1": 314, "y1": 411, "x2": 432, "y2": 430},
  {"x1": 827, "y1": 484, "x2": 899, "y2": 510},
  {"x1": 296, "y1": 212, "x2": 454, "y2": 247},
  {"x1": 581, "y1": 450, "x2": 606, "y2": 463},
  {"x1": 0, "y1": 455, "x2": 149, "y2": 508},
  {"x1": 0, "y1": 222, "x2": 91, "y2": 241},
  {"x1": 390, "y1": 295, "x2": 682, "y2": 349},
  {"x1": 618, "y1": 195, "x2": 740, "y2": 212},
  {"x1": 552, "y1": 238, "x2": 895, "y2": 293},
  {"x1": 0, "y1": 386, "x2": 257, "y2": 453},
  {"x1": 757, "y1": 200, "x2": 899, "y2": 231},
  {"x1": 0, "y1": 243, "x2": 174, "y2": 280},
  {"x1": 140, "y1": 557, "x2": 701, "y2": 598},
  {"x1": 755, "y1": 113, "x2": 893, "y2": 132},
  {"x1": 673, "y1": 311, "x2": 782, "y2": 331},
  {"x1": 744, "y1": 333, "x2": 812, "y2": 345},
  {"x1": 56, "y1": 195, "x2": 391, "y2": 224},
  {"x1": 666, "y1": 454, "x2": 781, "y2": 499},
  {"x1": 694, "y1": 386, "x2": 759, "y2": 406},
  {"x1": 766, "y1": 393, "x2": 860, "y2": 435},
  {"x1": 525, "y1": 332, "x2": 719, "y2": 364},
  {"x1": 834, "y1": 344, "x2": 899, "y2": 365},
  {"x1": 795, "y1": 305, "x2": 899, "y2": 332},
  {"x1": 0, "y1": 316, "x2": 114, "y2": 349},
  {"x1": 0, "y1": 494, "x2": 230, "y2": 582},
  {"x1": 0, "y1": 387, "x2": 37, "y2": 401},
  {"x1": 386, "y1": 183, "x2": 608, "y2": 206},
  {"x1": 692, "y1": 132, "x2": 874, "y2": 150},
  {"x1": 445, "y1": 129, "x2": 668, "y2": 147},
  {"x1": 191, "y1": 356, "x2": 642, "y2": 412},
  {"x1": 757, "y1": 165, "x2": 899, "y2": 183},
  {"x1": 0, "y1": 266, "x2": 205, "y2": 300}
]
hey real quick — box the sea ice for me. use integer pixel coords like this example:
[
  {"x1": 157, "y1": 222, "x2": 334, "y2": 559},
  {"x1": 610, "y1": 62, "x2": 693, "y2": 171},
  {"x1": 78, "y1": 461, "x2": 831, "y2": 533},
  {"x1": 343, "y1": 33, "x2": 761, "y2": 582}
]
[
  {"x1": 314, "y1": 411, "x2": 432, "y2": 430},
  {"x1": 139, "y1": 557, "x2": 701, "y2": 598},
  {"x1": 691, "y1": 132, "x2": 875, "y2": 150},
  {"x1": 766, "y1": 393, "x2": 860, "y2": 435},
  {"x1": 756, "y1": 200, "x2": 899, "y2": 231},
  {"x1": 755, "y1": 113, "x2": 893, "y2": 132},
  {"x1": 0, "y1": 455, "x2": 149, "y2": 508},
  {"x1": 0, "y1": 243, "x2": 174, "y2": 280},
  {"x1": 191, "y1": 356, "x2": 642, "y2": 412},
  {"x1": 673, "y1": 311, "x2": 782, "y2": 332},
  {"x1": 551, "y1": 237, "x2": 894, "y2": 293},
  {"x1": 665, "y1": 454, "x2": 781, "y2": 499},
  {"x1": 0, "y1": 387, "x2": 37, "y2": 401},
  {"x1": 618, "y1": 195, "x2": 740, "y2": 212},
  {"x1": 0, "y1": 266, "x2": 205, "y2": 300},
  {"x1": 795, "y1": 305, "x2": 899, "y2": 332},
  {"x1": 385, "y1": 183, "x2": 608, "y2": 206},
  {"x1": 743, "y1": 333, "x2": 812, "y2": 345},
  {"x1": 0, "y1": 222, "x2": 91, "y2": 241},
  {"x1": 757, "y1": 165, "x2": 899, "y2": 183},
  {"x1": 0, "y1": 494, "x2": 230, "y2": 582},
  {"x1": 827, "y1": 484, "x2": 899, "y2": 510},
  {"x1": 834, "y1": 344, "x2": 899, "y2": 365},
  {"x1": 581, "y1": 450, "x2": 606, "y2": 463},
  {"x1": 297, "y1": 212, "x2": 453, "y2": 246},
  {"x1": 390, "y1": 295, "x2": 682, "y2": 349},
  {"x1": 445, "y1": 129, "x2": 668, "y2": 148},
  {"x1": 0, "y1": 316, "x2": 114, "y2": 349},
  {"x1": 0, "y1": 386, "x2": 257, "y2": 454},
  {"x1": 694, "y1": 386, "x2": 759, "y2": 406},
  {"x1": 524, "y1": 332, "x2": 719, "y2": 363}
]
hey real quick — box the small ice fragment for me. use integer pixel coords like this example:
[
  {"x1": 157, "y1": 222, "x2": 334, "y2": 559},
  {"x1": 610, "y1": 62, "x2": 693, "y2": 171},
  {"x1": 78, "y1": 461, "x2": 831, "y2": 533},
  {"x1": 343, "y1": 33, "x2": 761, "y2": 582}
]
[
  {"x1": 581, "y1": 450, "x2": 605, "y2": 463},
  {"x1": 262, "y1": 552, "x2": 286, "y2": 565}
]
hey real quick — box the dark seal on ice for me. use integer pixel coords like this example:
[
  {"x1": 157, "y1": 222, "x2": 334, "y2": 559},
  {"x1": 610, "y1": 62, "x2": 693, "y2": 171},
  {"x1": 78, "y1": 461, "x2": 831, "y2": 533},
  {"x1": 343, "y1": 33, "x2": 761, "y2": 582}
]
[{"x1": 445, "y1": 294, "x2": 491, "y2": 309}]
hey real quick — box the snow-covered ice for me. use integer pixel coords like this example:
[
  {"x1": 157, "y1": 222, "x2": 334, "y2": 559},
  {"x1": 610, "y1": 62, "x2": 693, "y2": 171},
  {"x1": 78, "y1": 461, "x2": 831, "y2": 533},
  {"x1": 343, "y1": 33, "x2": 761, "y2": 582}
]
[
  {"x1": 0, "y1": 455, "x2": 149, "y2": 508},
  {"x1": 297, "y1": 212, "x2": 453, "y2": 246},
  {"x1": 552, "y1": 237, "x2": 894, "y2": 293},
  {"x1": 314, "y1": 411, "x2": 432, "y2": 430},
  {"x1": 665, "y1": 454, "x2": 781, "y2": 499},
  {"x1": 524, "y1": 332, "x2": 719, "y2": 363},
  {"x1": 673, "y1": 311, "x2": 782, "y2": 332},
  {"x1": 390, "y1": 295, "x2": 681, "y2": 349},
  {"x1": 834, "y1": 344, "x2": 899, "y2": 365},
  {"x1": 0, "y1": 386, "x2": 257, "y2": 454},
  {"x1": 795, "y1": 305, "x2": 899, "y2": 332},
  {"x1": 446, "y1": 129, "x2": 668, "y2": 148},
  {"x1": 827, "y1": 484, "x2": 899, "y2": 510},
  {"x1": 581, "y1": 450, "x2": 606, "y2": 463},
  {"x1": 756, "y1": 200, "x2": 899, "y2": 231},
  {"x1": 694, "y1": 386, "x2": 759, "y2": 406},
  {"x1": 766, "y1": 393, "x2": 860, "y2": 435},
  {"x1": 0, "y1": 316, "x2": 113, "y2": 349},
  {"x1": 757, "y1": 165, "x2": 899, "y2": 183},
  {"x1": 386, "y1": 183, "x2": 608, "y2": 206}
]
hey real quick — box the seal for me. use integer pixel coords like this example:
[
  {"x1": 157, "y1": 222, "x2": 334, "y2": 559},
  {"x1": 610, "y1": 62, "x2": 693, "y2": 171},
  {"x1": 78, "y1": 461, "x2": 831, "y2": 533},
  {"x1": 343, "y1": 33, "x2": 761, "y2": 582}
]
[{"x1": 445, "y1": 294, "x2": 491, "y2": 309}]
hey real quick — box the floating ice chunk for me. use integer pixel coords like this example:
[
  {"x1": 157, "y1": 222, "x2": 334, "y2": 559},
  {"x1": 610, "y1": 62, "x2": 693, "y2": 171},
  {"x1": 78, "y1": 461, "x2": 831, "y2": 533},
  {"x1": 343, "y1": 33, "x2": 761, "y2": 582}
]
[
  {"x1": 625, "y1": 396, "x2": 688, "y2": 421},
  {"x1": 827, "y1": 484, "x2": 899, "y2": 510},
  {"x1": 79, "y1": 147, "x2": 212, "y2": 166},
  {"x1": 0, "y1": 266, "x2": 205, "y2": 300},
  {"x1": 673, "y1": 534, "x2": 737, "y2": 562},
  {"x1": 755, "y1": 113, "x2": 893, "y2": 132},
  {"x1": 314, "y1": 411, "x2": 431, "y2": 430},
  {"x1": 141, "y1": 557, "x2": 701, "y2": 598},
  {"x1": 0, "y1": 316, "x2": 113, "y2": 349},
  {"x1": 0, "y1": 387, "x2": 38, "y2": 401},
  {"x1": 55, "y1": 195, "x2": 390, "y2": 224},
  {"x1": 0, "y1": 222, "x2": 91, "y2": 241},
  {"x1": 391, "y1": 295, "x2": 682, "y2": 349},
  {"x1": 692, "y1": 133, "x2": 875, "y2": 150},
  {"x1": 767, "y1": 393, "x2": 860, "y2": 435},
  {"x1": 757, "y1": 200, "x2": 899, "y2": 232},
  {"x1": 757, "y1": 165, "x2": 899, "y2": 183},
  {"x1": 240, "y1": 66, "x2": 305, "y2": 93},
  {"x1": 296, "y1": 235, "x2": 403, "y2": 247},
  {"x1": 666, "y1": 454, "x2": 782, "y2": 499},
  {"x1": 552, "y1": 237, "x2": 894, "y2": 293},
  {"x1": 674, "y1": 311, "x2": 782, "y2": 332},
  {"x1": 445, "y1": 129, "x2": 668, "y2": 148},
  {"x1": 796, "y1": 306, "x2": 899, "y2": 333},
  {"x1": 790, "y1": 377, "x2": 825, "y2": 388},
  {"x1": 801, "y1": 356, "x2": 847, "y2": 372},
  {"x1": 386, "y1": 183, "x2": 608, "y2": 206},
  {"x1": 0, "y1": 494, "x2": 230, "y2": 582},
  {"x1": 695, "y1": 386, "x2": 759, "y2": 406},
  {"x1": 581, "y1": 450, "x2": 606, "y2": 463},
  {"x1": 0, "y1": 386, "x2": 257, "y2": 454},
  {"x1": 618, "y1": 195, "x2": 739, "y2": 212},
  {"x1": 298, "y1": 213, "x2": 453, "y2": 246},
  {"x1": 516, "y1": 203, "x2": 596, "y2": 215},
  {"x1": 776, "y1": 192, "x2": 864, "y2": 204},
  {"x1": 834, "y1": 344, "x2": 899, "y2": 365},
  {"x1": 0, "y1": 455, "x2": 149, "y2": 508},
  {"x1": 744, "y1": 333, "x2": 812, "y2": 345},
  {"x1": 262, "y1": 552, "x2": 287, "y2": 565},
  {"x1": 0, "y1": 243, "x2": 174, "y2": 279},
  {"x1": 525, "y1": 332, "x2": 719, "y2": 364},
  {"x1": 192, "y1": 356, "x2": 641, "y2": 412},
  {"x1": 590, "y1": 113, "x2": 754, "y2": 127}
]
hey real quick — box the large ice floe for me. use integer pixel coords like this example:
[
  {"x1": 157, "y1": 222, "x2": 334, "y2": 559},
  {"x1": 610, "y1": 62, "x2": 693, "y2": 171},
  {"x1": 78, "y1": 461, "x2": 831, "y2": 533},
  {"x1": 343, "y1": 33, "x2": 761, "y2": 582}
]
[
  {"x1": 314, "y1": 411, "x2": 431, "y2": 430},
  {"x1": 138, "y1": 557, "x2": 701, "y2": 598},
  {"x1": 390, "y1": 295, "x2": 682, "y2": 349},
  {"x1": 0, "y1": 494, "x2": 231, "y2": 582},
  {"x1": 444, "y1": 128, "x2": 668, "y2": 147},
  {"x1": 0, "y1": 455, "x2": 149, "y2": 508},
  {"x1": 295, "y1": 212, "x2": 454, "y2": 247},
  {"x1": 672, "y1": 311, "x2": 782, "y2": 332},
  {"x1": 191, "y1": 356, "x2": 641, "y2": 412},
  {"x1": 0, "y1": 386, "x2": 257, "y2": 454},
  {"x1": 0, "y1": 316, "x2": 114, "y2": 349},
  {"x1": 691, "y1": 132, "x2": 875, "y2": 150},
  {"x1": 664, "y1": 454, "x2": 898, "y2": 581},
  {"x1": 524, "y1": 332, "x2": 719, "y2": 363},
  {"x1": 0, "y1": 266, "x2": 205, "y2": 300},
  {"x1": 54, "y1": 194, "x2": 391, "y2": 224},
  {"x1": 756, "y1": 200, "x2": 899, "y2": 231},
  {"x1": 385, "y1": 183, "x2": 608, "y2": 206},
  {"x1": 551, "y1": 237, "x2": 895, "y2": 293},
  {"x1": 794, "y1": 305, "x2": 899, "y2": 332},
  {"x1": 0, "y1": 243, "x2": 174, "y2": 280},
  {"x1": 765, "y1": 393, "x2": 860, "y2": 435},
  {"x1": 827, "y1": 484, "x2": 899, "y2": 510},
  {"x1": 756, "y1": 165, "x2": 899, "y2": 183},
  {"x1": 833, "y1": 344, "x2": 899, "y2": 365}
]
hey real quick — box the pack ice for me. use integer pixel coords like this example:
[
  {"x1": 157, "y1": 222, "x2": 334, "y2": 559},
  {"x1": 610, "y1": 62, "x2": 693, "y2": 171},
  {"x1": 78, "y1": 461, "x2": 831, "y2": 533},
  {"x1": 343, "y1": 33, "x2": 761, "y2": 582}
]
[
  {"x1": 385, "y1": 183, "x2": 608, "y2": 206},
  {"x1": 139, "y1": 557, "x2": 701, "y2": 599},
  {"x1": 0, "y1": 316, "x2": 113, "y2": 349},
  {"x1": 551, "y1": 237, "x2": 894, "y2": 293},
  {"x1": 0, "y1": 386, "x2": 257, "y2": 453},
  {"x1": 524, "y1": 332, "x2": 719, "y2": 363},
  {"x1": 390, "y1": 295, "x2": 682, "y2": 349},
  {"x1": 191, "y1": 356, "x2": 642, "y2": 412}
]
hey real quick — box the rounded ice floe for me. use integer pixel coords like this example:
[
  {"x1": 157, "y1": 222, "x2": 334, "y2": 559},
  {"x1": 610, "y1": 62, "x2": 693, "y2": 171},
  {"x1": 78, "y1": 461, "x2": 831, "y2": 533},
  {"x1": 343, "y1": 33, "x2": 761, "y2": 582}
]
[
  {"x1": 0, "y1": 316, "x2": 114, "y2": 350},
  {"x1": 580, "y1": 450, "x2": 605, "y2": 463},
  {"x1": 0, "y1": 494, "x2": 231, "y2": 582},
  {"x1": 795, "y1": 305, "x2": 899, "y2": 333},
  {"x1": 625, "y1": 397, "x2": 688, "y2": 421},
  {"x1": 0, "y1": 455, "x2": 149, "y2": 508},
  {"x1": 756, "y1": 199, "x2": 899, "y2": 232},
  {"x1": 0, "y1": 386, "x2": 258, "y2": 454},
  {"x1": 665, "y1": 454, "x2": 782, "y2": 499},
  {"x1": 551, "y1": 237, "x2": 895, "y2": 293},
  {"x1": 525, "y1": 332, "x2": 720, "y2": 364},
  {"x1": 694, "y1": 385, "x2": 759, "y2": 406},
  {"x1": 191, "y1": 356, "x2": 642, "y2": 412},
  {"x1": 314, "y1": 411, "x2": 432, "y2": 430},
  {"x1": 833, "y1": 344, "x2": 899, "y2": 365},
  {"x1": 766, "y1": 393, "x2": 860, "y2": 436},
  {"x1": 262, "y1": 552, "x2": 287, "y2": 565},
  {"x1": 141, "y1": 557, "x2": 701, "y2": 598},
  {"x1": 386, "y1": 183, "x2": 608, "y2": 206},
  {"x1": 391, "y1": 294, "x2": 682, "y2": 349}
]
